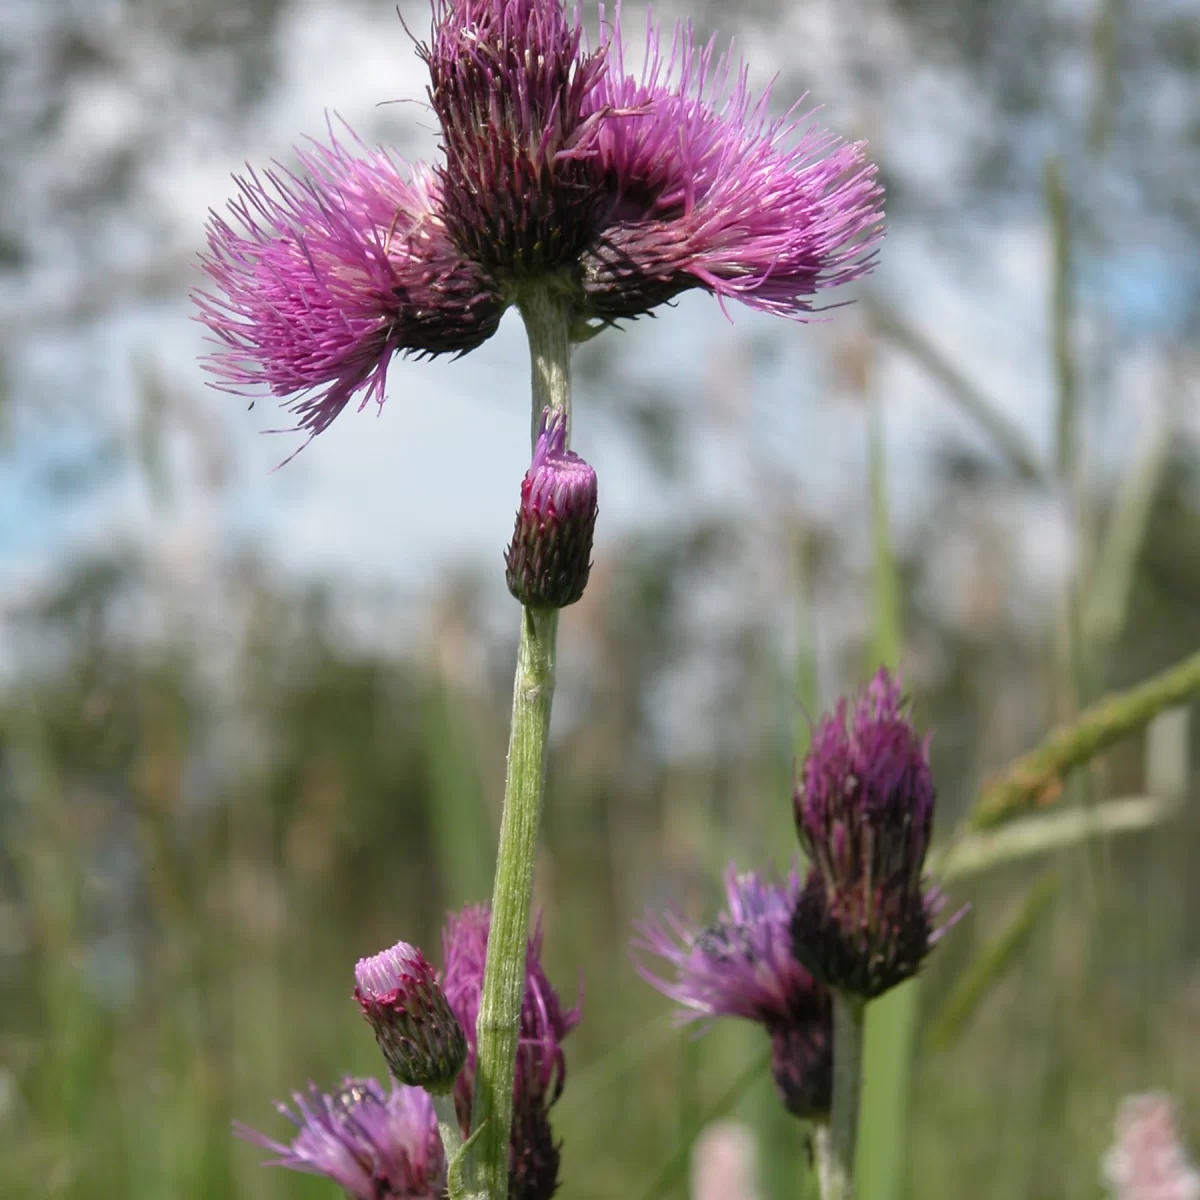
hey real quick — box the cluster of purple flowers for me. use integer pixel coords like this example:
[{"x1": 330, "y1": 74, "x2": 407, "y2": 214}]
[
  {"x1": 194, "y1": 0, "x2": 883, "y2": 444},
  {"x1": 238, "y1": 904, "x2": 577, "y2": 1200},
  {"x1": 635, "y1": 669, "x2": 957, "y2": 1119}
]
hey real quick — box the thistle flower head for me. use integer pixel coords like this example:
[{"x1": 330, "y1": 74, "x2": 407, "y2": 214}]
[
  {"x1": 1103, "y1": 1093, "x2": 1200, "y2": 1200},
  {"x1": 791, "y1": 668, "x2": 953, "y2": 999},
  {"x1": 354, "y1": 939, "x2": 467, "y2": 1093},
  {"x1": 196, "y1": 129, "x2": 503, "y2": 442},
  {"x1": 234, "y1": 1078, "x2": 445, "y2": 1199},
  {"x1": 424, "y1": 0, "x2": 610, "y2": 278},
  {"x1": 195, "y1": 6, "x2": 883, "y2": 441},
  {"x1": 632, "y1": 865, "x2": 832, "y2": 1119},
  {"x1": 440, "y1": 904, "x2": 580, "y2": 1199},
  {"x1": 504, "y1": 407, "x2": 599, "y2": 609},
  {"x1": 579, "y1": 17, "x2": 884, "y2": 323}
]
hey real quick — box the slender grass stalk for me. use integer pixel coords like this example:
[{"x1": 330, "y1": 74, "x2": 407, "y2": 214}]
[
  {"x1": 863, "y1": 296, "x2": 1046, "y2": 485},
  {"x1": 854, "y1": 385, "x2": 915, "y2": 1200},
  {"x1": 461, "y1": 288, "x2": 572, "y2": 1199},
  {"x1": 935, "y1": 793, "x2": 1179, "y2": 880},
  {"x1": 923, "y1": 872, "x2": 1060, "y2": 1053},
  {"x1": 967, "y1": 649, "x2": 1200, "y2": 830}
]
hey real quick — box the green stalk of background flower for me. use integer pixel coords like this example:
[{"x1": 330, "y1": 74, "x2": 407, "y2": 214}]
[
  {"x1": 851, "y1": 388, "x2": 915, "y2": 1200},
  {"x1": 460, "y1": 288, "x2": 572, "y2": 1200}
]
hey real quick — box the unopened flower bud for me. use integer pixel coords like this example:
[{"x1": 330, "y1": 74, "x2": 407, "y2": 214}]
[
  {"x1": 504, "y1": 408, "x2": 598, "y2": 609},
  {"x1": 354, "y1": 940, "x2": 467, "y2": 1094},
  {"x1": 791, "y1": 668, "x2": 960, "y2": 999}
]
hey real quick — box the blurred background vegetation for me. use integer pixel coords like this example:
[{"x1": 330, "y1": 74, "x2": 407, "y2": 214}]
[{"x1": 2, "y1": 0, "x2": 1200, "y2": 1197}]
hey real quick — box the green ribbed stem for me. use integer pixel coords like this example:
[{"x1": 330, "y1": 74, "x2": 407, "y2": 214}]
[
  {"x1": 817, "y1": 992, "x2": 866, "y2": 1200},
  {"x1": 458, "y1": 288, "x2": 572, "y2": 1200}
]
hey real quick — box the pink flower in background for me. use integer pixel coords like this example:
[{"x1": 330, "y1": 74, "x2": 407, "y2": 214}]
[
  {"x1": 1103, "y1": 1093, "x2": 1200, "y2": 1200},
  {"x1": 690, "y1": 1120, "x2": 760, "y2": 1200}
]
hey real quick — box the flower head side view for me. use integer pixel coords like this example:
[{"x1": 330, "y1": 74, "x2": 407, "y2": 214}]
[
  {"x1": 194, "y1": 0, "x2": 884, "y2": 445},
  {"x1": 633, "y1": 864, "x2": 833, "y2": 1120}
]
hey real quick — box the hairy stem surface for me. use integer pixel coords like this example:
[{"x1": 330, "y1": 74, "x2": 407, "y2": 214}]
[
  {"x1": 821, "y1": 992, "x2": 866, "y2": 1200},
  {"x1": 461, "y1": 289, "x2": 572, "y2": 1200}
]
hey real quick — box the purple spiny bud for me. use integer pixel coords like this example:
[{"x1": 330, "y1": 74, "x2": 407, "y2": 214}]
[
  {"x1": 792, "y1": 668, "x2": 955, "y2": 999},
  {"x1": 441, "y1": 904, "x2": 580, "y2": 1200},
  {"x1": 504, "y1": 407, "x2": 598, "y2": 610},
  {"x1": 354, "y1": 940, "x2": 467, "y2": 1094},
  {"x1": 234, "y1": 1078, "x2": 445, "y2": 1199},
  {"x1": 633, "y1": 865, "x2": 832, "y2": 1119}
]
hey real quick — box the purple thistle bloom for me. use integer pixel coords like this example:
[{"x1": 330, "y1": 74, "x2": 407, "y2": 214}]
[
  {"x1": 196, "y1": 127, "x2": 503, "y2": 442},
  {"x1": 423, "y1": 0, "x2": 613, "y2": 277},
  {"x1": 354, "y1": 939, "x2": 467, "y2": 1093},
  {"x1": 234, "y1": 1077, "x2": 445, "y2": 1199},
  {"x1": 504, "y1": 407, "x2": 599, "y2": 609},
  {"x1": 440, "y1": 904, "x2": 580, "y2": 1200},
  {"x1": 792, "y1": 668, "x2": 956, "y2": 999},
  {"x1": 196, "y1": 2, "x2": 882, "y2": 440},
  {"x1": 632, "y1": 865, "x2": 833, "y2": 1119},
  {"x1": 581, "y1": 15, "x2": 884, "y2": 322}
]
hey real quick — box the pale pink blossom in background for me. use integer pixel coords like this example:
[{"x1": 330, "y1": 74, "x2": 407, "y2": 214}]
[
  {"x1": 690, "y1": 1120, "x2": 759, "y2": 1200},
  {"x1": 1103, "y1": 1093, "x2": 1200, "y2": 1200}
]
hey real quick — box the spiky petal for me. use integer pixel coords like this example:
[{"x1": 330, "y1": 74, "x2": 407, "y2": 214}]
[
  {"x1": 504, "y1": 407, "x2": 599, "y2": 609},
  {"x1": 423, "y1": 0, "x2": 611, "y2": 278},
  {"x1": 632, "y1": 865, "x2": 832, "y2": 1119},
  {"x1": 355, "y1": 940, "x2": 467, "y2": 1094},
  {"x1": 1103, "y1": 1093, "x2": 1200, "y2": 1200},
  {"x1": 195, "y1": 129, "x2": 503, "y2": 441},
  {"x1": 234, "y1": 1078, "x2": 445, "y2": 1199},
  {"x1": 580, "y1": 16, "x2": 884, "y2": 323},
  {"x1": 791, "y1": 668, "x2": 957, "y2": 999},
  {"x1": 441, "y1": 904, "x2": 580, "y2": 1200}
]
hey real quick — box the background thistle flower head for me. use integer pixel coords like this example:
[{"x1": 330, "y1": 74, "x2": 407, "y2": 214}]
[
  {"x1": 632, "y1": 864, "x2": 833, "y2": 1118},
  {"x1": 791, "y1": 668, "x2": 953, "y2": 999},
  {"x1": 504, "y1": 407, "x2": 599, "y2": 609},
  {"x1": 354, "y1": 939, "x2": 467, "y2": 1093},
  {"x1": 234, "y1": 1078, "x2": 445, "y2": 1199}
]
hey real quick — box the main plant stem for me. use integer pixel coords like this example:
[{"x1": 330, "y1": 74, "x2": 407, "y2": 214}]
[
  {"x1": 462, "y1": 288, "x2": 572, "y2": 1200},
  {"x1": 816, "y1": 992, "x2": 866, "y2": 1200}
]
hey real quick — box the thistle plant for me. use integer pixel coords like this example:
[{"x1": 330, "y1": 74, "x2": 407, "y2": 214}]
[
  {"x1": 196, "y1": 2, "x2": 880, "y2": 1196},
  {"x1": 790, "y1": 668, "x2": 960, "y2": 1200}
]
